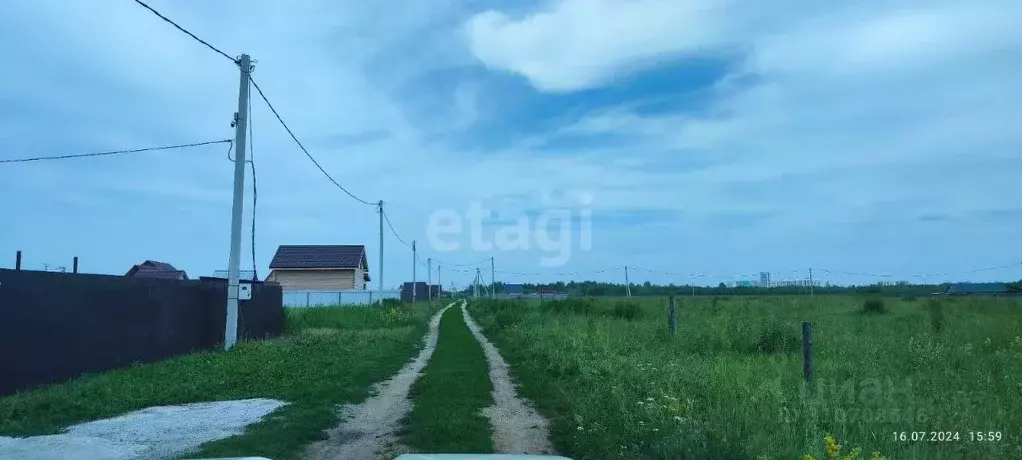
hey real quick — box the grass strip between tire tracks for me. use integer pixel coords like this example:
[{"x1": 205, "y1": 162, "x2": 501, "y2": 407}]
[{"x1": 402, "y1": 304, "x2": 495, "y2": 453}]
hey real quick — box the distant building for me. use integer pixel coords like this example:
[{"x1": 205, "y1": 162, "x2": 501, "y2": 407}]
[
  {"x1": 125, "y1": 260, "x2": 188, "y2": 280},
  {"x1": 944, "y1": 283, "x2": 1011, "y2": 296},
  {"x1": 760, "y1": 272, "x2": 771, "y2": 287},
  {"x1": 503, "y1": 283, "x2": 525, "y2": 294},
  {"x1": 732, "y1": 280, "x2": 755, "y2": 288},
  {"x1": 266, "y1": 245, "x2": 370, "y2": 291}
]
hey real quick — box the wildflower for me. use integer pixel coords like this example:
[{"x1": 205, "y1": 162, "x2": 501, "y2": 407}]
[
  {"x1": 637, "y1": 401, "x2": 645, "y2": 406},
  {"x1": 673, "y1": 416, "x2": 683, "y2": 422},
  {"x1": 653, "y1": 428, "x2": 659, "y2": 432},
  {"x1": 824, "y1": 435, "x2": 842, "y2": 459},
  {"x1": 577, "y1": 426, "x2": 583, "y2": 431},
  {"x1": 646, "y1": 397, "x2": 655, "y2": 402},
  {"x1": 843, "y1": 446, "x2": 862, "y2": 460}
]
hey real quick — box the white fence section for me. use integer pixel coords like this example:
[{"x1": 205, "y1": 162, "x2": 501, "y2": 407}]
[{"x1": 283, "y1": 290, "x2": 401, "y2": 308}]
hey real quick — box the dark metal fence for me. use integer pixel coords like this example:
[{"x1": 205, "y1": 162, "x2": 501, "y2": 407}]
[{"x1": 0, "y1": 269, "x2": 283, "y2": 397}]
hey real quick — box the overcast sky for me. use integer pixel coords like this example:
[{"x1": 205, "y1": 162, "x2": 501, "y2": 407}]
[{"x1": 1, "y1": 0, "x2": 1020, "y2": 288}]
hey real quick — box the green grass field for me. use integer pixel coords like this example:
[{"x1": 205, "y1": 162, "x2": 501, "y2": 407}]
[
  {"x1": 0, "y1": 302, "x2": 439, "y2": 460},
  {"x1": 467, "y1": 295, "x2": 1022, "y2": 460},
  {"x1": 401, "y1": 304, "x2": 495, "y2": 453}
]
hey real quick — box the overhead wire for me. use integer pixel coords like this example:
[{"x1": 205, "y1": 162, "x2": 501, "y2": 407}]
[
  {"x1": 132, "y1": 0, "x2": 237, "y2": 64},
  {"x1": 0, "y1": 139, "x2": 232, "y2": 164},
  {"x1": 382, "y1": 208, "x2": 410, "y2": 246},
  {"x1": 248, "y1": 86, "x2": 259, "y2": 281},
  {"x1": 249, "y1": 76, "x2": 376, "y2": 207}
]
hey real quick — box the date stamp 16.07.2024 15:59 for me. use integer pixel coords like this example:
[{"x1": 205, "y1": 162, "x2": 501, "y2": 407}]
[{"x1": 892, "y1": 431, "x2": 1003, "y2": 442}]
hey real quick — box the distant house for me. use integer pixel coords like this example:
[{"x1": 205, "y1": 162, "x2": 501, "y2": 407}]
[
  {"x1": 211, "y1": 269, "x2": 259, "y2": 282},
  {"x1": 125, "y1": 260, "x2": 188, "y2": 280},
  {"x1": 401, "y1": 282, "x2": 429, "y2": 302},
  {"x1": 945, "y1": 282, "x2": 1011, "y2": 296},
  {"x1": 266, "y1": 245, "x2": 370, "y2": 291}
]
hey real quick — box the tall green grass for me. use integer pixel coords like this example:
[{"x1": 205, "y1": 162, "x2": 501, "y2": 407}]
[
  {"x1": 0, "y1": 302, "x2": 440, "y2": 460},
  {"x1": 468, "y1": 296, "x2": 1022, "y2": 460}
]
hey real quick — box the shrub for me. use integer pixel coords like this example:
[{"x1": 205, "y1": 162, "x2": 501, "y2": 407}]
[
  {"x1": 753, "y1": 321, "x2": 799, "y2": 354},
  {"x1": 927, "y1": 299, "x2": 945, "y2": 333},
  {"x1": 381, "y1": 298, "x2": 403, "y2": 308},
  {"x1": 861, "y1": 299, "x2": 886, "y2": 315},
  {"x1": 611, "y1": 301, "x2": 642, "y2": 320}
]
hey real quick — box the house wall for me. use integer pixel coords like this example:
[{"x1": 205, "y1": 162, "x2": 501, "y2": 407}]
[
  {"x1": 267, "y1": 269, "x2": 356, "y2": 291},
  {"x1": 354, "y1": 257, "x2": 370, "y2": 290}
]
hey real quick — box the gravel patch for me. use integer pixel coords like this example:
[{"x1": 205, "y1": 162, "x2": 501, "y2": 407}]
[
  {"x1": 0, "y1": 398, "x2": 287, "y2": 460},
  {"x1": 461, "y1": 302, "x2": 557, "y2": 455},
  {"x1": 305, "y1": 302, "x2": 455, "y2": 460}
]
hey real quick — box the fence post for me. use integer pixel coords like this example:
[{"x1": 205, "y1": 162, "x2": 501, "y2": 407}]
[
  {"x1": 306, "y1": 292, "x2": 310, "y2": 308},
  {"x1": 802, "y1": 322, "x2": 813, "y2": 385},
  {"x1": 369, "y1": 290, "x2": 373, "y2": 305},
  {"x1": 669, "y1": 295, "x2": 678, "y2": 335},
  {"x1": 15, "y1": 250, "x2": 21, "y2": 270},
  {"x1": 338, "y1": 292, "x2": 342, "y2": 305},
  {"x1": 73, "y1": 256, "x2": 78, "y2": 274}
]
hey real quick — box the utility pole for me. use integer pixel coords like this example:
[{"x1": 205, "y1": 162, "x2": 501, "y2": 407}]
[
  {"x1": 490, "y1": 257, "x2": 495, "y2": 299},
  {"x1": 624, "y1": 265, "x2": 632, "y2": 298},
  {"x1": 427, "y1": 257, "x2": 433, "y2": 305},
  {"x1": 437, "y1": 263, "x2": 442, "y2": 299},
  {"x1": 378, "y1": 200, "x2": 384, "y2": 298},
  {"x1": 225, "y1": 53, "x2": 251, "y2": 351},
  {"x1": 412, "y1": 240, "x2": 417, "y2": 303},
  {"x1": 474, "y1": 267, "x2": 481, "y2": 298},
  {"x1": 809, "y1": 268, "x2": 814, "y2": 298}
]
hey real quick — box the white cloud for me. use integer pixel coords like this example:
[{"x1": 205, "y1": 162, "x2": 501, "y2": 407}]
[{"x1": 466, "y1": 0, "x2": 731, "y2": 92}]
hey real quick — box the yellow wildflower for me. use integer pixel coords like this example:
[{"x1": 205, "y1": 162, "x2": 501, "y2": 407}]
[
  {"x1": 824, "y1": 435, "x2": 842, "y2": 459},
  {"x1": 843, "y1": 446, "x2": 862, "y2": 460}
]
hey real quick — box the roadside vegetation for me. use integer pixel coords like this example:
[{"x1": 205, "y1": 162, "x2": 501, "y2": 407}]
[
  {"x1": 0, "y1": 301, "x2": 439, "y2": 460},
  {"x1": 401, "y1": 303, "x2": 494, "y2": 453},
  {"x1": 468, "y1": 296, "x2": 1022, "y2": 460}
]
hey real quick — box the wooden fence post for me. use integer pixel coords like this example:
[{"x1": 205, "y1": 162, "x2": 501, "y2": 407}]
[
  {"x1": 15, "y1": 250, "x2": 22, "y2": 270},
  {"x1": 669, "y1": 295, "x2": 678, "y2": 335},
  {"x1": 802, "y1": 321, "x2": 813, "y2": 385}
]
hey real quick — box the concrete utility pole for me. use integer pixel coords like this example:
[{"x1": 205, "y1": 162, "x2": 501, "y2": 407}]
[
  {"x1": 809, "y1": 268, "x2": 814, "y2": 298},
  {"x1": 225, "y1": 53, "x2": 251, "y2": 351},
  {"x1": 490, "y1": 257, "x2": 495, "y2": 299},
  {"x1": 427, "y1": 257, "x2": 433, "y2": 304},
  {"x1": 412, "y1": 241, "x2": 417, "y2": 303},
  {"x1": 378, "y1": 200, "x2": 384, "y2": 298},
  {"x1": 474, "y1": 267, "x2": 481, "y2": 298},
  {"x1": 437, "y1": 263, "x2": 442, "y2": 298},
  {"x1": 624, "y1": 265, "x2": 632, "y2": 298}
]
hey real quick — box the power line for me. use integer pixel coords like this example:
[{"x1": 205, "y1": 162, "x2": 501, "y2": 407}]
[
  {"x1": 249, "y1": 76, "x2": 376, "y2": 206},
  {"x1": 132, "y1": 0, "x2": 237, "y2": 64},
  {"x1": 0, "y1": 139, "x2": 232, "y2": 164},
  {"x1": 248, "y1": 87, "x2": 259, "y2": 281},
  {"x1": 382, "y1": 208, "x2": 410, "y2": 246}
]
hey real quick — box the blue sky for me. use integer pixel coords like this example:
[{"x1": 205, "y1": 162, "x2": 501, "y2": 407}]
[{"x1": 2, "y1": 0, "x2": 1021, "y2": 289}]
